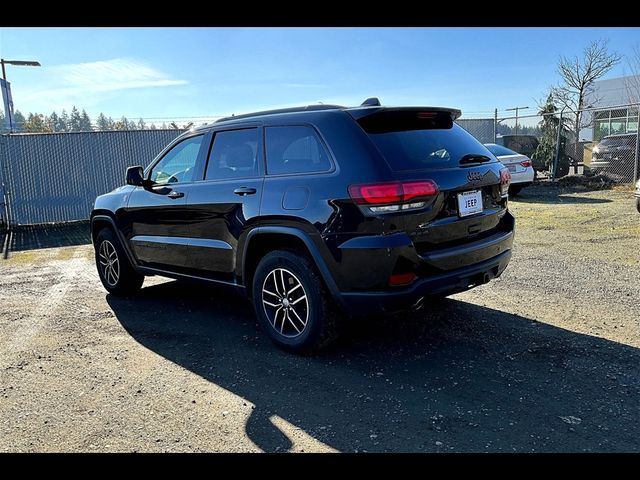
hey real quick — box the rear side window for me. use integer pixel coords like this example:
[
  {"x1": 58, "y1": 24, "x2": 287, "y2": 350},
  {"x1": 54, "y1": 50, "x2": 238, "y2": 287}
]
[
  {"x1": 205, "y1": 128, "x2": 259, "y2": 180},
  {"x1": 360, "y1": 113, "x2": 494, "y2": 171},
  {"x1": 265, "y1": 126, "x2": 332, "y2": 175}
]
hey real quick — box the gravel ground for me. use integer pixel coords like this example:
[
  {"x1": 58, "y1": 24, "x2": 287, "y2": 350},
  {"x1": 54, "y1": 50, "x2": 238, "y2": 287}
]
[{"x1": 0, "y1": 183, "x2": 638, "y2": 452}]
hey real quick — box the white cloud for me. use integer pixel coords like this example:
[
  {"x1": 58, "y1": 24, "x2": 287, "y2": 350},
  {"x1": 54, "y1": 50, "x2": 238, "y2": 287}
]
[{"x1": 18, "y1": 58, "x2": 187, "y2": 112}]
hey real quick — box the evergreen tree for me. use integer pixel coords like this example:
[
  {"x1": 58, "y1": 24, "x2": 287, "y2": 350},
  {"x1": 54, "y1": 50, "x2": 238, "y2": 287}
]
[
  {"x1": 80, "y1": 109, "x2": 93, "y2": 131},
  {"x1": 0, "y1": 110, "x2": 5, "y2": 131},
  {"x1": 48, "y1": 111, "x2": 61, "y2": 132},
  {"x1": 60, "y1": 109, "x2": 70, "y2": 132},
  {"x1": 69, "y1": 106, "x2": 82, "y2": 132},
  {"x1": 137, "y1": 118, "x2": 146, "y2": 130},
  {"x1": 13, "y1": 110, "x2": 26, "y2": 131},
  {"x1": 149, "y1": 123, "x2": 157, "y2": 130},
  {"x1": 96, "y1": 113, "x2": 110, "y2": 131},
  {"x1": 535, "y1": 93, "x2": 570, "y2": 174}
]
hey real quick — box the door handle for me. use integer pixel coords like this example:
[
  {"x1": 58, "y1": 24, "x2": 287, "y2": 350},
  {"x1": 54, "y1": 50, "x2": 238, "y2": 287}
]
[
  {"x1": 234, "y1": 187, "x2": 257, "y2": 196},
  {"x1": 167, "y1": 191, "x2": 184, "y2": 199}
]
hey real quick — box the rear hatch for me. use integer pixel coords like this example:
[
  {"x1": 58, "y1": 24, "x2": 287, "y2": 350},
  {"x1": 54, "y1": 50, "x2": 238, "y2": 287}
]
[{"x1": 349, "y1": 108, "x2": 511, "y2": 255}]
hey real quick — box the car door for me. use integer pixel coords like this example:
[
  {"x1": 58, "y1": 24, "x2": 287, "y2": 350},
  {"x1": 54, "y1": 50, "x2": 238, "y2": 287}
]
[
  {"x1": 124, "y1": 132, "x2": 209, "y2": 271},
  {"x1": 184, "y1": 126, "x2": 264, "y2": 279}
]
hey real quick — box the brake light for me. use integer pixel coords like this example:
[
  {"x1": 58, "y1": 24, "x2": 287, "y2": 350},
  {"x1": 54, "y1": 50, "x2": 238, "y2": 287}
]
[
  {"x1": 350, "y1": 182, "x2": 403, "y2": 204},
  {"x1": 349, "y1": 180, "x2": 438, "y2": 208},
  {"x1": 499, "y1": 168, "x2": 511, "y2": 195},
  {"x1": 520, "y1": 160, "x2": 532, "y2": 168}
]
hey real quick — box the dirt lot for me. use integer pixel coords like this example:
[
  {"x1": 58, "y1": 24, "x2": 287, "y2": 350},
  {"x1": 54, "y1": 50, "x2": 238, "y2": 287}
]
[{"x1": 1, "y1": 183, "x2": 639, "y2": 452}]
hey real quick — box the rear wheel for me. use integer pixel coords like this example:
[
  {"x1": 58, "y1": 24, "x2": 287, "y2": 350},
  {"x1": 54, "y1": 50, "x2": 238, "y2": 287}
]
[
  {"x1": 95, "y1": 228, "x2": 144, "y2": 295},
  {"x1": 252, "y1": 249, "x2": 341, "y2": 354},
  {"x1": 636, "y1": 197, "x2": 640, "y2": 213}
]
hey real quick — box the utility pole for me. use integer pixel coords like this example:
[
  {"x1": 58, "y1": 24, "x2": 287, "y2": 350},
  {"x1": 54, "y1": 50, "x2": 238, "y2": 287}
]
[
  {"x1": 506, "y1": 106, "x2": 529, "y2": 137},
  {"x1": 0, "y1": 59, "x2": 41, "y2": 132},
  {"x1": 494, "y1": 108, "x2": 498, "y2": 143}
]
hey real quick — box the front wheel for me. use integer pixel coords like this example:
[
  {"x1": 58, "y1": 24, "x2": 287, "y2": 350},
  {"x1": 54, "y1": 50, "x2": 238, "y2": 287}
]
[
  {"x1": 252, "y1": 250, "x2": 341, "y2": 354},
  {"x1": 95, "y1": 228, "x2": 144, "y2": 295}
]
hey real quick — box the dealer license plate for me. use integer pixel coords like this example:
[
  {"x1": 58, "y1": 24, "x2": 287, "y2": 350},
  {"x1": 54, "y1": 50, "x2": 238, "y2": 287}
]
[{"x1": 457, "y1": 190, "x2": 483, "y2": 217}]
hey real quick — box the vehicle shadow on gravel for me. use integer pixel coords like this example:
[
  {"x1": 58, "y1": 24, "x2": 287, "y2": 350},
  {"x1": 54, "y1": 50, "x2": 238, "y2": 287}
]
[
  {"x1": 107, "y1": 281, "x2": 639, "y2": 453},
  {"x1": 511, "y1": 193, "x2": 612, "y2": 205}
]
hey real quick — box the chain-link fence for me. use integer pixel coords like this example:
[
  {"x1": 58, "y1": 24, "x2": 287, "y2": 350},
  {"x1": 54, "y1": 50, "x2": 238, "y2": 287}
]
[
  {"x1": 458, "y1": 103, "x2": 640, "y2": 183},
  {"x1": 1, "y1": 107, "x2": 638, "y2": 230},
  {"x1": 0, "y1": 129, "x2": 183, "y2": 226}
]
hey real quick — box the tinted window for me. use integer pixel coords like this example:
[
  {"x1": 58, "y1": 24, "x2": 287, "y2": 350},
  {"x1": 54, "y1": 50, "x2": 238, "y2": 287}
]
[
  {"x1": 265, "y1": 126, "x2": 332, "y2": 175},
  {"x1": 150, "y1": 135, "x2": 203, "y2": 184},
  {"x1": 205, "y1": 128, "x2": 259, "y2": 180},
  {"x1": 364, "y1": 123, "x2": 494, "y2": 171},
  {"x1": 485, "y1": 144, "x2": 519, "y2": 157}
]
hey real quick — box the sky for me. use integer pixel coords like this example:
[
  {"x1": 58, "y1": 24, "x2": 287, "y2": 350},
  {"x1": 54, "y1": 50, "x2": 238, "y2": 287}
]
[{"x1": 1, "y1": 27, "x2": 639, "y2": 123}]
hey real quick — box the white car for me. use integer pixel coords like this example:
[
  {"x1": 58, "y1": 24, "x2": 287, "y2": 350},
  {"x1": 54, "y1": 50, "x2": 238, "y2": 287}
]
[
  {"x1": 484, "y1": 143, "x2": 535, "y2": 196},
  {"x1": 635, "y1": 179, "x2": 640, "y2": 213}
]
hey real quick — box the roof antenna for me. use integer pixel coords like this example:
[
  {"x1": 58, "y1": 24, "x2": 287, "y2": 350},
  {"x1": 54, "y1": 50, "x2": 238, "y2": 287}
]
[{"x1": 361, "y1": 97, "x2": 381, "y2": 107}]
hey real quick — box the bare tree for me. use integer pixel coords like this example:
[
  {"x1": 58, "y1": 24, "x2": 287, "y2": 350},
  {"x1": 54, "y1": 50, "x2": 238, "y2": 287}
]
[
  {"x1": 553, "y1": 40, "x2": 621, "y2": 159},
  {"x1": 623, "y1": 44, "x2": 640, "y2": 103}
]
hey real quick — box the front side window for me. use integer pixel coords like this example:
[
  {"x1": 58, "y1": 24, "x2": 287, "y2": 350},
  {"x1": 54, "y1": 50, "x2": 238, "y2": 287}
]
[
  {"x1": 149, "y1": 135, "x2": 204, "y2": 184},
  {"x1": 265, "y1": 126, "x2": 332, "y2": 175},
  {"x1": 205, "y1": 128, "x2": 260, "y2": 180}
]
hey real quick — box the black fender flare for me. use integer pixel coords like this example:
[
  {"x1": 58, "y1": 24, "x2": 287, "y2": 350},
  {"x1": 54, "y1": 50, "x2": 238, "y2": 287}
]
[
  {"x1": 242, "y1": 226, "x2": 344, "y2": 307},
  {"x1": 91, "y1": 214, "x2": 141, "y2": 273}
]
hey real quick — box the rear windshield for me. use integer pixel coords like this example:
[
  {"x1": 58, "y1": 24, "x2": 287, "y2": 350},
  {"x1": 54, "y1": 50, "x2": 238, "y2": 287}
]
[
  {"x1": 360, "y1": 116, "x2": 495, "y2": 171},
  {"x1": 485, "y1": 144, "x2": 518, "y2": 157}
]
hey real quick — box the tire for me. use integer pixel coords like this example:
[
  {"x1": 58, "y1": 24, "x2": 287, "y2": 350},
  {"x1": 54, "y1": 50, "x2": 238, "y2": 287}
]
[
  {"x1": 252, "y1": 249, "x2": 341, "y2": 354},
  {"x1": 95, "y1": 228, "x2": 144, "y2": 295},
  {"x1": 636, "y1": 197, "x2": 640, "y2": 214},
  {"x1": 509, "y1": 185, "x2": 523, "y2": 196}
]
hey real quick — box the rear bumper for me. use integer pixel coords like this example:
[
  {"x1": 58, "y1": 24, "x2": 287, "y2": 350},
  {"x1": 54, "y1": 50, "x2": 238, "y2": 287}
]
[
  {"x1": 333, "y1": 214, "x2": 514, "y2": 315},
  {"x1": 509, "y1": 167, "x2": 535, "y2": 185},
  {"x1": 337, "y1": 249, "x2": 512, "y2": 315}
]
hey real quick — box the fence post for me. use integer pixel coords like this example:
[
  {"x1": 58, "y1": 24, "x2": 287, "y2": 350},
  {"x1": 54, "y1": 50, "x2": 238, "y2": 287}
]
[
  {"x1": 493, "y1": 108, "x2": 497, "y2": 143},
  {"x1": 635, "y1": 109, "x2": 640, "y2": 182},
  {"x1": 552, "y1": 110, "x2": 564, "y2": 181}
]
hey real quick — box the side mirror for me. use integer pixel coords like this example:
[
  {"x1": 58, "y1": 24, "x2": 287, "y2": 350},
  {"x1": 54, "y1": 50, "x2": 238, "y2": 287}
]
[{"x1": 126, "y1": 166, "x2": 145, "y2": 186}]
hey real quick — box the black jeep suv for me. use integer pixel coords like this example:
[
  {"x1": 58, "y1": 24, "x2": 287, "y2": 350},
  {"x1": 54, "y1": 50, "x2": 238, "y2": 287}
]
[{"x1": 91, "y1": 99, "x2": 514, "y2": 353}]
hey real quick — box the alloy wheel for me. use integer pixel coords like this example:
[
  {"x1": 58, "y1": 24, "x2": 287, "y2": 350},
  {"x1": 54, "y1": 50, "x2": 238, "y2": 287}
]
[
  {"x1": 98, "y1": 240, "x2": 120, "y2": 287},
  {"x1": 261, "y1": 268, "x2": 309, "y2": 338}
]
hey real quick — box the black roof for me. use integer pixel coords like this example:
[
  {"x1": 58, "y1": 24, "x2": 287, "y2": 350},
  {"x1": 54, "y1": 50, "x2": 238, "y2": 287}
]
[
  {"x1": 207, "y1": 99, "x2": 462, "y2": 127},
  {"x1": 214, "y1": 104, "x2": 346, "y2": 123}
]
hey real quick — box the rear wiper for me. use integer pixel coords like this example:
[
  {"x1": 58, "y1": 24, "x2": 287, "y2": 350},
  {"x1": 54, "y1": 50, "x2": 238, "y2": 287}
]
[{"x1": 459, "y1": 154, "x2": 492, "y2": 165}]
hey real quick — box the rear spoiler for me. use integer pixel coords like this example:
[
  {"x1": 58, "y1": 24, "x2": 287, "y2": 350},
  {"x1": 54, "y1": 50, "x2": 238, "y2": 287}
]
[{"x1": 346, "y1": 106, "x2": 462, "y2": 121}]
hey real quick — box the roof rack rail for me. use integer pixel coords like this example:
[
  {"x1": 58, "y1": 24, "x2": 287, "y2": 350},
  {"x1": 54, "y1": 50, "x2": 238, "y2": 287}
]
[{"x1": 215, "y1": 104, "x2": 346, "y2": 123}]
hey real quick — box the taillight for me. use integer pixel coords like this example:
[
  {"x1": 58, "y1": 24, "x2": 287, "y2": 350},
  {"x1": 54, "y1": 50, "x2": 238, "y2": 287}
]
[
  {"x1": 499, "y1": 168, "x2": 511, "y2": 195},
  {"x1": 520, "y1": 160, "x2": 532, "y2": 168},
  {"x1": 348, "y1": 180, "x2": 439, "y2": 213}
]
